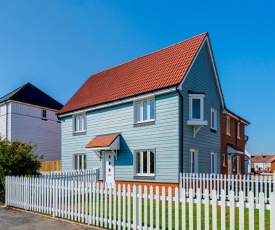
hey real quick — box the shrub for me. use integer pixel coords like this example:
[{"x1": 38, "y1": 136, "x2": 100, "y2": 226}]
[{"x1": 0, "y1": 138, "x2": 41, "y2": 204}]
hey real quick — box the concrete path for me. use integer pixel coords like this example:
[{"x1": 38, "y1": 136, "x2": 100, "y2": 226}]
[{"x1": 0, "y1": 206, "x2": 99, "y2": 230}]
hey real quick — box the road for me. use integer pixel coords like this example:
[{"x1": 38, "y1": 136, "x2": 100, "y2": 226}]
[{"x1": 0, "y1": 206, "x2": 99, "y2": 230}]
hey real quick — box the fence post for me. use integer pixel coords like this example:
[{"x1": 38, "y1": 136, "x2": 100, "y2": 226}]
[{"x1": 270, "y1": 192, "x2": 275, "y2": 228}]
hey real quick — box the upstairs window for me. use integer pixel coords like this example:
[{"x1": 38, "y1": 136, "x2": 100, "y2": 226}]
[
  {"x1": 42, "y1": 109, "x2": 47, "y2": 118},
  {"x1": 237, "y1": 122, "x2": 241, "y2": 139},
  {"x1": 134, "y1": 98, "x2": 155, "y2": 123},
  {"x1": 189, "y1": 94, "x2": 205, "y2": 121},
  {"x1": 73, "y1": 114, "x2": 86, "y2": 133},
  {"x1": 211, "y1": 108, "x2": 217, "y2": 130},
  {"x1": 226, "y1": 116, "x2": 231, "y2": 135},
  {"x1": 134, "y1": 150, "x2": 155, "y2": 176}
]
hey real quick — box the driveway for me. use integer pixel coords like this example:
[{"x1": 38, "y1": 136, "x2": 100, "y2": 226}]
[{"x1": 0, "y1": 206, "x2": 99, "y2": 230}]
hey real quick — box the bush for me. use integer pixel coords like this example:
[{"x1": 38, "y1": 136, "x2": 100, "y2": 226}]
[{"x1": 0, "y1": 138, "x2": 41, "y2": 204}]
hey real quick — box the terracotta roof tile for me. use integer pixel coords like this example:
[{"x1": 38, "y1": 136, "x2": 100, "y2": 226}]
[
  {"x1": 86, "y1": 134, "x2": 120, "y2": 148},
  {"x1": 59, "y1": 33, "x2": 207, "y2": 114},
  {"x1": 252, "y1": 155, "x2": 275, "y2": 163}
]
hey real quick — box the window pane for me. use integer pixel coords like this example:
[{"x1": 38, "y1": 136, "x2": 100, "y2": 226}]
[
  {"x1": 211, "y1": 111, "x2": 215, "y2": 128},
  {"x1": 79, "y1": 116, "x2": 82, "y2": 131},
  {"x1": 150, "y1": 151, "x2": 154, "y2": 174},
  {"x1": 150, "y1": 100, "x2": 155, "y2": 120},
  {"x1": 79, "y1": 155, "x2": 82, "y2": 170},
  {"x1": 136, "y1": 103, "x2": 141, "y2": 122},
  {"x1": 192, "y1": 99, "x2": 201, "y2": 119},
  {"x1": 75, "y1": 155, "x2": 78, "y2": 170},
  {"x1": 136, "y1": 152, "x2": 140, "y2": 174},
  {"x1": 211, "y1": 154, "x2": 214, "y2": 173},
  {"x1": 143, "y1": 151, "x2": 148, "y2": 174},
  {"x1": 84, "y1": 155, "x2": 87, "y2": 169},
  {"x1": 143, "y1": 101, "x2": 148, "y2": 120}
]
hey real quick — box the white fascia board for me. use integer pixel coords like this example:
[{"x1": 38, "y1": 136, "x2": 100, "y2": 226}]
[
  {"x1": 223, "y1": 109, "x2": 249, "y2": 125},
  {"x1": 227, "y1": 145, "x2": 243, "y2": 154},
  {"x1": 9, "y1": 100, "x2": 60, "y2": 112},
  {"x1": 59, "y1": 86, "x2": 177, "y2": 118},
  {"x1": 177, "y1": 36, "x2": 225, "y2": 108}
]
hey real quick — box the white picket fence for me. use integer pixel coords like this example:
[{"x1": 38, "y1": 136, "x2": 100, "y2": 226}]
[
  {"x1": 5, "y1": 176, "x2": 275, "y2": 230},
  {"x1": 180, "y1": 172, "x2": 275, "y2": 203},
  {"x1": 41, "y1": 169, "x2": 99, "y2": 183}
]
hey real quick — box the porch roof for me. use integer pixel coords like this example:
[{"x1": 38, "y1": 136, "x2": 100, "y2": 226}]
[
  {"x1": 227, "y1": 144, "x2": 244, "y2": 154},
  {"x1": 85, "y1": 134, "x2": 120, "y2": 151}
]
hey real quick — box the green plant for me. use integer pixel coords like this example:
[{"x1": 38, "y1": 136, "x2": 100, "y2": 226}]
[{"x1": 0, "y1": 137, "x2": 41, "y2": 204}]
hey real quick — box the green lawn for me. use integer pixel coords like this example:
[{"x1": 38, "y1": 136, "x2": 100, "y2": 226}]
[{"x1": 64, "y1": 194, "x2": 270, "y2": 230}]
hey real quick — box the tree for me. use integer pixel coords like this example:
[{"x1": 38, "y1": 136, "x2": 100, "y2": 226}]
[{"x1": 0, "y1": 138, "x2": 41, "y2": 203}]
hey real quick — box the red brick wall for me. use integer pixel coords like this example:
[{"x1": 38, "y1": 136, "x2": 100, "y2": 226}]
[
  {"x1": 221, "y1": 113, "x2": 246, "y2": 175},
  {"x1": 98, "y1": 180, "x2": 179, "y2": 196}
]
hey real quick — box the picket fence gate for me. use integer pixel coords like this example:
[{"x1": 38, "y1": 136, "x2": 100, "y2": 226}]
[
  {"x1": 180, "y1": 172, "x2": 275, "y2": 204},
  {"x1": 5, "y1": 175, "x2": 275, "y2": 230}
]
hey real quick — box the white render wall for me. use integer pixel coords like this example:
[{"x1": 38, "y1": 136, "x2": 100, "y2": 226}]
[{"x1": 0, "y1": 101, "x2": 61, "y2": 161}]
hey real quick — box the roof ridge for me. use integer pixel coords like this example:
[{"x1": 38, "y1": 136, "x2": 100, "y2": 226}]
[
  {"x1": 87, "y1": 32, "x2": 208, "y2": 78},
  {"x1": 0, "y1": 83, "x2": 27, "y2": 102}
]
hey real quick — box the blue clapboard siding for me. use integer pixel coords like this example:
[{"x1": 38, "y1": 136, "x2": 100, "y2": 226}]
[
  {"x1": 61, "y1": 92, "x2": 180, "y2": 183},
  {"x1": 180, "y1": 42, "x2": 221, "y2": 173}
]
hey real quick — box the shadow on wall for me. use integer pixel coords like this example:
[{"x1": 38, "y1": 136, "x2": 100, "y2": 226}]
[{"x1": 115, "y1": 135, "x2": 133, "y2": 166}]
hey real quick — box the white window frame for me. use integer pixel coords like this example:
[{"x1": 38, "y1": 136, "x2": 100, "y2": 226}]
[
  {"x1": 42, "y1": 109, "x2": 47, "y2": 118},
  {"x1": 134, "y1": 98, "x2": 155, "y2": 124},
  {"x1": 134, "y1": 149, "x2": 155, "y2": 176},
  {"x1": 211, "y1": 152, "x2": 217, "y2": 174},
  {"x1": 226, "y1": 116, "x2": 231, "y2": 135},
  {"x1": 190, "y1": 149, "x2": 198, "y2": 173},
  {"x1": 211, "y1": 108, "x2": 217, "y2": 130},
  {"x1": 73, "y1": 113, "x2": 87, "y2": 133},
  {"x1": 73, "y1": 154, "x2": 87, "y2": 170},
  {"x1": 237, "y1": 122, "x2": 241, "y2": 139},
  {"x1": 189, "y1": 94, "x2": 205, "y2": 121}
]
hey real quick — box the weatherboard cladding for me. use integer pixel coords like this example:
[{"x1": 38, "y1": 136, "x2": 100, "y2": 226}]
[
  {"x1": 180, "y1": 42, "x2": 221, "y2": 174},
  {"x1": 58, "y1": 33, "x2": 207, "y2": 114},
  {"x1": 61, "y1": 92, "x2": 179, "y2": 183}
]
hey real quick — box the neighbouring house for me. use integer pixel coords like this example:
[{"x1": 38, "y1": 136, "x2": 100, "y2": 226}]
[
  {"x1": 220, "y1": 109, "x2": 250, "y2": 175},
  {"x1": 58, "y1": 32, "x2": 244, "y2": 188},
  {"x1": 252, "y1": 155, "x2": 275, "y2": 172},
  {"x1": 0, "y1": 83, "x2": 63, "y2": 161},
  {"x1": 244, "y1": 150, "x2": 252, "y2": 175}
]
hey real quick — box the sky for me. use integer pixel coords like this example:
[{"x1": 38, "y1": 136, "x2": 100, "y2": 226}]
[{"x1": 0, "y1": 0, "x2": 274, "y2": 155}]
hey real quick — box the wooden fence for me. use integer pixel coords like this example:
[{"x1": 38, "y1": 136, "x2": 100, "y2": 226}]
[
  {"x1": 5, "y1": 175, "x2": 275, "y2": 230},
  {"x1": 180, "y1": 172, "x2": 275, "y2": 204},
  {"x1": 40, "y1": 160, "x2": 61, "y2": 172}
]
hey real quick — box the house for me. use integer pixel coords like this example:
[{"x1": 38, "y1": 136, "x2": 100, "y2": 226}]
[
  {"x1": 58, "y1": 32, "x2": 228, "y2": 188},
  {"x1": 244, "y1": 150, "x2": 252, "y2": 175},
  {"x1": 252, "y1": 155, "x2": 275, "y2": 172},
  {"x1": 0, "y1": 83, "x2": 63, "y2": 161},
  {"x1": 220, "y1": 109, "x2": 250, "y2": 175}
]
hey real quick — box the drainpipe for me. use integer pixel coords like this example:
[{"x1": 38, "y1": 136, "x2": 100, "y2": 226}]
[
  {"x1": 177, "y1": 88, "x2": 184, "y2": 181},
  {"x1": 4, "y1": 100, "x2": 9, "y2": 141}
]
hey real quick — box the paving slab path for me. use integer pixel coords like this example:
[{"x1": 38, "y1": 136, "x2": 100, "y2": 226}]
[{"x1": 0, "y1": 206, "x2": 99, "y2": 230}]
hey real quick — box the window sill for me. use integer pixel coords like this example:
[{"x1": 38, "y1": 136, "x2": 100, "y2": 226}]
[
  {"x1": 133, "y1": 175, "x2": 155, "y2": 180},
  {"x1": 73, "y1": 131, "x2": 87, "y2": 136},
  {"x1": 237, "y1": 137, "x2": 241, "y2": 140},
  {"x1": 133, "y1": 121, "x2": 155, "y2": 127},
  {"x1": 226, "y1": 133, "x2": 231, "y2": 136},
  {"x1": 187, "y1": 120, "x2": 208, "y2": 126},
  {"x1": 41, "y1": 118, "x2": 48, "y2": 121},
  {"x1": 210, "y1": 128, "x2": 217, "y2": 133}
]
